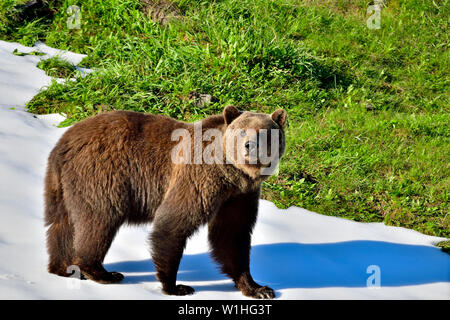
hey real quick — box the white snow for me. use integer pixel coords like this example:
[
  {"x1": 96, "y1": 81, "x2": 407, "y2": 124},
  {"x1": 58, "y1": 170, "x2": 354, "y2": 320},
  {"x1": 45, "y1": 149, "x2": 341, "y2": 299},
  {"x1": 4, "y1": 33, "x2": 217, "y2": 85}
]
[{"x1": 0, "y1": 40, "x2": 449, "y2": 300}]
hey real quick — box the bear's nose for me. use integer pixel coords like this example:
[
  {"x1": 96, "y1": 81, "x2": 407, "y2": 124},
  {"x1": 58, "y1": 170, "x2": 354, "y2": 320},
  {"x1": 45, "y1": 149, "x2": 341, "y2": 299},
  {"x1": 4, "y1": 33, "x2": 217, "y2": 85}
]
[{"x1": 245, "y1": 140, "x2": 258, "y2": 152}]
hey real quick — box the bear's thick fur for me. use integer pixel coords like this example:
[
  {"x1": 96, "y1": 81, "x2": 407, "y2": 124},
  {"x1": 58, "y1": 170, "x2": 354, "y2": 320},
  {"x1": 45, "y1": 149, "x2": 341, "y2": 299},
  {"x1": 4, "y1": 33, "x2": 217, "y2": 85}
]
[{"x1": 44, "y1": 106, "x2": 286, "y2": 299}]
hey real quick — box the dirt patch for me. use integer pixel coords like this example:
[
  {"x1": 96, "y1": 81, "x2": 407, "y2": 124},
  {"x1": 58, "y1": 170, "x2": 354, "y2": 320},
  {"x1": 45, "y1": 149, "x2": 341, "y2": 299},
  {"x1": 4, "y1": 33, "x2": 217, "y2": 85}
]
[
  {"x1": 12, "y1": 0, "x2": 60, "y2": 22},
  {"x1": 141, "y1": 0, "x2": 181, "y2": 25}
]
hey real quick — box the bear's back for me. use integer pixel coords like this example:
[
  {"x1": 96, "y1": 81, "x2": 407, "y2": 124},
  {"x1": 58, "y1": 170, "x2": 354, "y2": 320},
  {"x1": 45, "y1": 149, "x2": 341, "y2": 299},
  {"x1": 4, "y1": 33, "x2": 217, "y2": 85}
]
[{"x1": 49, "y1": 111, "x2": 188, "y2": 220}]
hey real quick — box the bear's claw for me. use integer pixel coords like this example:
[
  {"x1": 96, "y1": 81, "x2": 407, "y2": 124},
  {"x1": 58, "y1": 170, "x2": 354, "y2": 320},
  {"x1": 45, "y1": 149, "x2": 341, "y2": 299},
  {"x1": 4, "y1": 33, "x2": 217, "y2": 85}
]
[
  {"x1": 253, "y1": 286, "x2": 275, "y2": 299},
  {"x1": 163, "y1": 284, "x2": 195, "y2": 296}
]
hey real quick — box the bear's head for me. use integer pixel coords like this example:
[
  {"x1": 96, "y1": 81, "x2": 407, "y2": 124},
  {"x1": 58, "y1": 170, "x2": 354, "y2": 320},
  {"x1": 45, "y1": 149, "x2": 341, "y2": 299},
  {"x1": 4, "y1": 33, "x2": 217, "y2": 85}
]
[{"x1": 222, "y1": 105, "x2": 287, "y2": 179}]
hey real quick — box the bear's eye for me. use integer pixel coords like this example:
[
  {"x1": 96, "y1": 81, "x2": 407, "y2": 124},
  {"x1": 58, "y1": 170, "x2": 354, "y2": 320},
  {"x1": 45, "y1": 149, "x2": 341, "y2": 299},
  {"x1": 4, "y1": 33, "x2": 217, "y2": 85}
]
[{"x1": 240, "y1": 130, "x2": 246, "y2": 137}]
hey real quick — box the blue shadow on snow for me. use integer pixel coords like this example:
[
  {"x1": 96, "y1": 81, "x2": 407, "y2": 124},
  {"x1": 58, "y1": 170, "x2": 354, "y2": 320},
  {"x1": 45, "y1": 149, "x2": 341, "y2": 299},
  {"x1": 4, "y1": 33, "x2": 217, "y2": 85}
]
[{"x1": 105, "y1": 241, "x2": 450, "y2": 289}]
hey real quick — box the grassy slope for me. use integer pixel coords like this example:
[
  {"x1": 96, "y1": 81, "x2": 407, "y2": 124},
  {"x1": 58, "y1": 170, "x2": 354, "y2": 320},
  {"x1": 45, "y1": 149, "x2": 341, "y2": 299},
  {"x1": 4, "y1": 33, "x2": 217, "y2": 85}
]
[{"x1": 0, "y1": 0, "x2": 448, "y2": 238}]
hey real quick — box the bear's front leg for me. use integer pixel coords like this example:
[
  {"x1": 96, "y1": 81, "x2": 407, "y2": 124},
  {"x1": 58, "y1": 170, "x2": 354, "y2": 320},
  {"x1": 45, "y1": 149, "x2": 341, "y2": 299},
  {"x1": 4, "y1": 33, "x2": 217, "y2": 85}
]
[
  {"x1": 150, "y1": 189, "x2": 203, "y2": 296},
  {"x1": 208, "y1": 191, "x2": 275, "y2": 299}
]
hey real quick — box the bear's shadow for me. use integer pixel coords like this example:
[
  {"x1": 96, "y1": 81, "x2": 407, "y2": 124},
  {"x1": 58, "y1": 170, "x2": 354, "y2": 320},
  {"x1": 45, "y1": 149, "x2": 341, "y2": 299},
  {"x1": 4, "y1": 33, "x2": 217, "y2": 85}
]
[{"x1": 105, "y1": 241, "x2": 449, "y2": 292}]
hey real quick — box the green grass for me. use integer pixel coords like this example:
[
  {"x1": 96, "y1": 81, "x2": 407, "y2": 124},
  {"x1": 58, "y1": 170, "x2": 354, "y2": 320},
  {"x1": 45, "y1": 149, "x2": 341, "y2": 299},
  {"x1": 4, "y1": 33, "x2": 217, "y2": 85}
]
[
  {"x1": 437, "y1": 240, "x2": 450, "y2": 253},
  {"x1": 12, "y1": 48, "x2": 45, "y2": 56},
  {"x1": 37, "y1": 56, "x2": 77, "y2": 78},
  {"x1": 0, "y1": 0, "x2": 448, "y2": 238}
]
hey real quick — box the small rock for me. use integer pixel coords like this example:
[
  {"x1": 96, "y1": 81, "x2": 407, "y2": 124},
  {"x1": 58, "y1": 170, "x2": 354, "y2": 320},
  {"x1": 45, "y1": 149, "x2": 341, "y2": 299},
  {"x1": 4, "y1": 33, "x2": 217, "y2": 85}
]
[
  {"x1": 365, "y1": 103, "x2": 375, "y2": 111},
  {"x1": 188, "y1": 92, "x2": 218, "y2": 107}
]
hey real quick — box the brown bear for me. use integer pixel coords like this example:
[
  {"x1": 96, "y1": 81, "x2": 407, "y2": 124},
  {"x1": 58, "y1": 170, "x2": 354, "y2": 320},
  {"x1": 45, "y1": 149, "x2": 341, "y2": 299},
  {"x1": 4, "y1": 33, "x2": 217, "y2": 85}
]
[{"x1": 44, "y1": 105, "x2": 287, "y2": 299}]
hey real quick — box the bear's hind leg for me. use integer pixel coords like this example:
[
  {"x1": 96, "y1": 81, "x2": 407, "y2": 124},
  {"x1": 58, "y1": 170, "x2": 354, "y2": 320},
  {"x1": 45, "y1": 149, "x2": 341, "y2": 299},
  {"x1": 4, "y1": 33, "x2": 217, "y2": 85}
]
[
  {"x1": 46, "y1": 214, "x2": 75, "y2": 278},
  {"x1": 72, "y1": 216, "x2": 124, "y2": 284},
  {"x1": 45, "y1": 170, "x2": 75, "y2": 278}
]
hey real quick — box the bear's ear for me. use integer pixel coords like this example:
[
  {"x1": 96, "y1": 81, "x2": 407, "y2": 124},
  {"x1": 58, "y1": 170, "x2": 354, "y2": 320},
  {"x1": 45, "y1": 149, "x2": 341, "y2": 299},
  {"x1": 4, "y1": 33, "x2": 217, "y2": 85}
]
[
  {"x1": 271, "y1": 109, "x2": 287, "y2": 129},
  {"x1": 223, "y1": 105, "x2": 242, "y2": 125}
]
